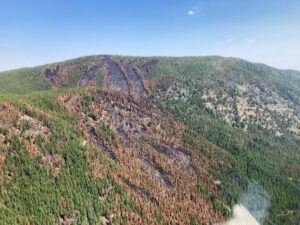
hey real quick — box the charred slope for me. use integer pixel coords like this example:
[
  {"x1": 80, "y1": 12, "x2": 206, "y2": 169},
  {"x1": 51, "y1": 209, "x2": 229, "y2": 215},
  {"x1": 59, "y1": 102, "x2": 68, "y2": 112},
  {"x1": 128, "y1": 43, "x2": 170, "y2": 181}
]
[
  {"x1": 0, "y1": 88, "x2": 229, "y2": 224},
  {"x1": 40, "y1": 55, "x2": 158, "y2": 102},
  {"x1": 58, "y1": 89, "x2": 226, "y2": 225},
  {"x1": 0, "y1": 100, "x2": 145, "y2": 225},
  {"x1": 77, "y1": 56, "x2": 158, "y2": 101},
  {"x1": 0, "y1": 55, "x2": 299, "y2": 225}
]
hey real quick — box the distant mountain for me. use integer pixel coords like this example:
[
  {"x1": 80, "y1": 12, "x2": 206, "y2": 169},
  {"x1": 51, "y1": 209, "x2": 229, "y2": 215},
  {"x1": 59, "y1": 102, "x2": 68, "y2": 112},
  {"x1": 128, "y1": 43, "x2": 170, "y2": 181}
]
[{"x1": 0, "y1": 55, "x2": 299, "y2": 225}]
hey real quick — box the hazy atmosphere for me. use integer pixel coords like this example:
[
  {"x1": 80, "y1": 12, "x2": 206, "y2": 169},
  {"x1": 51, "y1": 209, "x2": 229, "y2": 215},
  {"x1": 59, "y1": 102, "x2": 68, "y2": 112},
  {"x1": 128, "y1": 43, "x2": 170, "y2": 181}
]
[{"x1": 1, "y1": 0, "x2": 300, "y2": 71}]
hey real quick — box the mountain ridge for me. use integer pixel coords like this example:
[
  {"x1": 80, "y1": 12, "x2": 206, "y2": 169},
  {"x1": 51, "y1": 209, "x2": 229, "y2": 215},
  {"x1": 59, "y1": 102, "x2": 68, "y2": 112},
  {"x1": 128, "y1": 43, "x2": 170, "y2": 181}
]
[
  {"x1": 1, "y1": 55, "x2": 300, "y2": 75},
  {"x1": 0, "y1": 55, "x2": 299, "y2": 225}
]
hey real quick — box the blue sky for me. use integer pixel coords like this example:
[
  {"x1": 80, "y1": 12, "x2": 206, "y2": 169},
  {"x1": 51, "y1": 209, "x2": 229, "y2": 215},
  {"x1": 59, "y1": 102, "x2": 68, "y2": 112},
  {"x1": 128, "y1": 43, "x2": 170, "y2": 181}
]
[{"x1": 0, "y1": 0, "x2": 300, "y2": 71}]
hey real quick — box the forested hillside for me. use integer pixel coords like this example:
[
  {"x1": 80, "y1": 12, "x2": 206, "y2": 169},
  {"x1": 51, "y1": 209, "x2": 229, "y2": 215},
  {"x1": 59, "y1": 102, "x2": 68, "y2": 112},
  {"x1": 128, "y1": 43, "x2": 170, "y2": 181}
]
[{"x1": 0, "y1": 55, "x2": 299, "y2": 225}]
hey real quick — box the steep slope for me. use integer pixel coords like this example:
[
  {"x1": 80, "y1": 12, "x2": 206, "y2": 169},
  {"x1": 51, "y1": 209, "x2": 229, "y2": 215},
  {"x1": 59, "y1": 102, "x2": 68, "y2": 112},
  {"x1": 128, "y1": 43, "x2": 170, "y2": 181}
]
[
  {"x1": 1, "y1": 56, "x2": 299, "y2": 135},
  {"x1": 148, "y1": 57, "x2": 300, "y2": 225},
  {"x1": 0, "y1": 100, "x2": 138, "y2": 225},
  {"x1": 57, "y1": 89, "x2": 226, "y2": 224},
  {"x1": 149, "y1": 57, "x2": 300, "y2": 137},
  {"x1": 0, "y1": 55, "x2": 299, "y2": 225}
]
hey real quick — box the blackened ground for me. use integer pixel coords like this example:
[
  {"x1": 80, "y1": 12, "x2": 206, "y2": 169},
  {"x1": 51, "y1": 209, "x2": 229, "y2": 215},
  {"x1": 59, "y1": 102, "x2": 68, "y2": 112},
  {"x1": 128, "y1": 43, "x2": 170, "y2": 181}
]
[
  {"x1": 149, "y1": 142, "x2": 196, "y2": 176},
  {"x1": 125, "y1": 61, "x2": 148, "y2": 101},
  {"x1": 140, "y1": 59, "x2": 159, "y2": 77},
  {"x1": 78, "y1": 56, "x2": 159, "y2": 101},
  {"x1": 58, "y1": 90, "x2": 225, "y2": 225},
  {"x1": 87, "y1": 125, "x2": 117, "y2": 161},
  {"x1": 139, "y1": 153, "x2": 173, "y2": 191},
  {"x1": 99, "y1": 91, "x2": 148, "y2": 148},
  {"x1": 79, "y1": 60, "x2": 105, "y2": 87},
  {"x1": 105, "y1": 57, "x2": 130, "y2": 97},
  {"x1": 119, "y1": 176, "x2": 159, "y2": 205},
  {"x1": 45, "y1": 65, "x2": 60, "y2": 79}
]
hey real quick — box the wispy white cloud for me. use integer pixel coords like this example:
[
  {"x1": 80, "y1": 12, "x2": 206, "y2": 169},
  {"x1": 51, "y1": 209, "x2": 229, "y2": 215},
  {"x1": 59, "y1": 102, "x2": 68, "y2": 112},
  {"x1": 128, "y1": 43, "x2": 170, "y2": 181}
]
[
  {"x1": 188, "y1": 10, "x2": 195, "y2": 15},
  {"x1": 188, "y1": 2, "x2": 204, "y2": 16}
]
